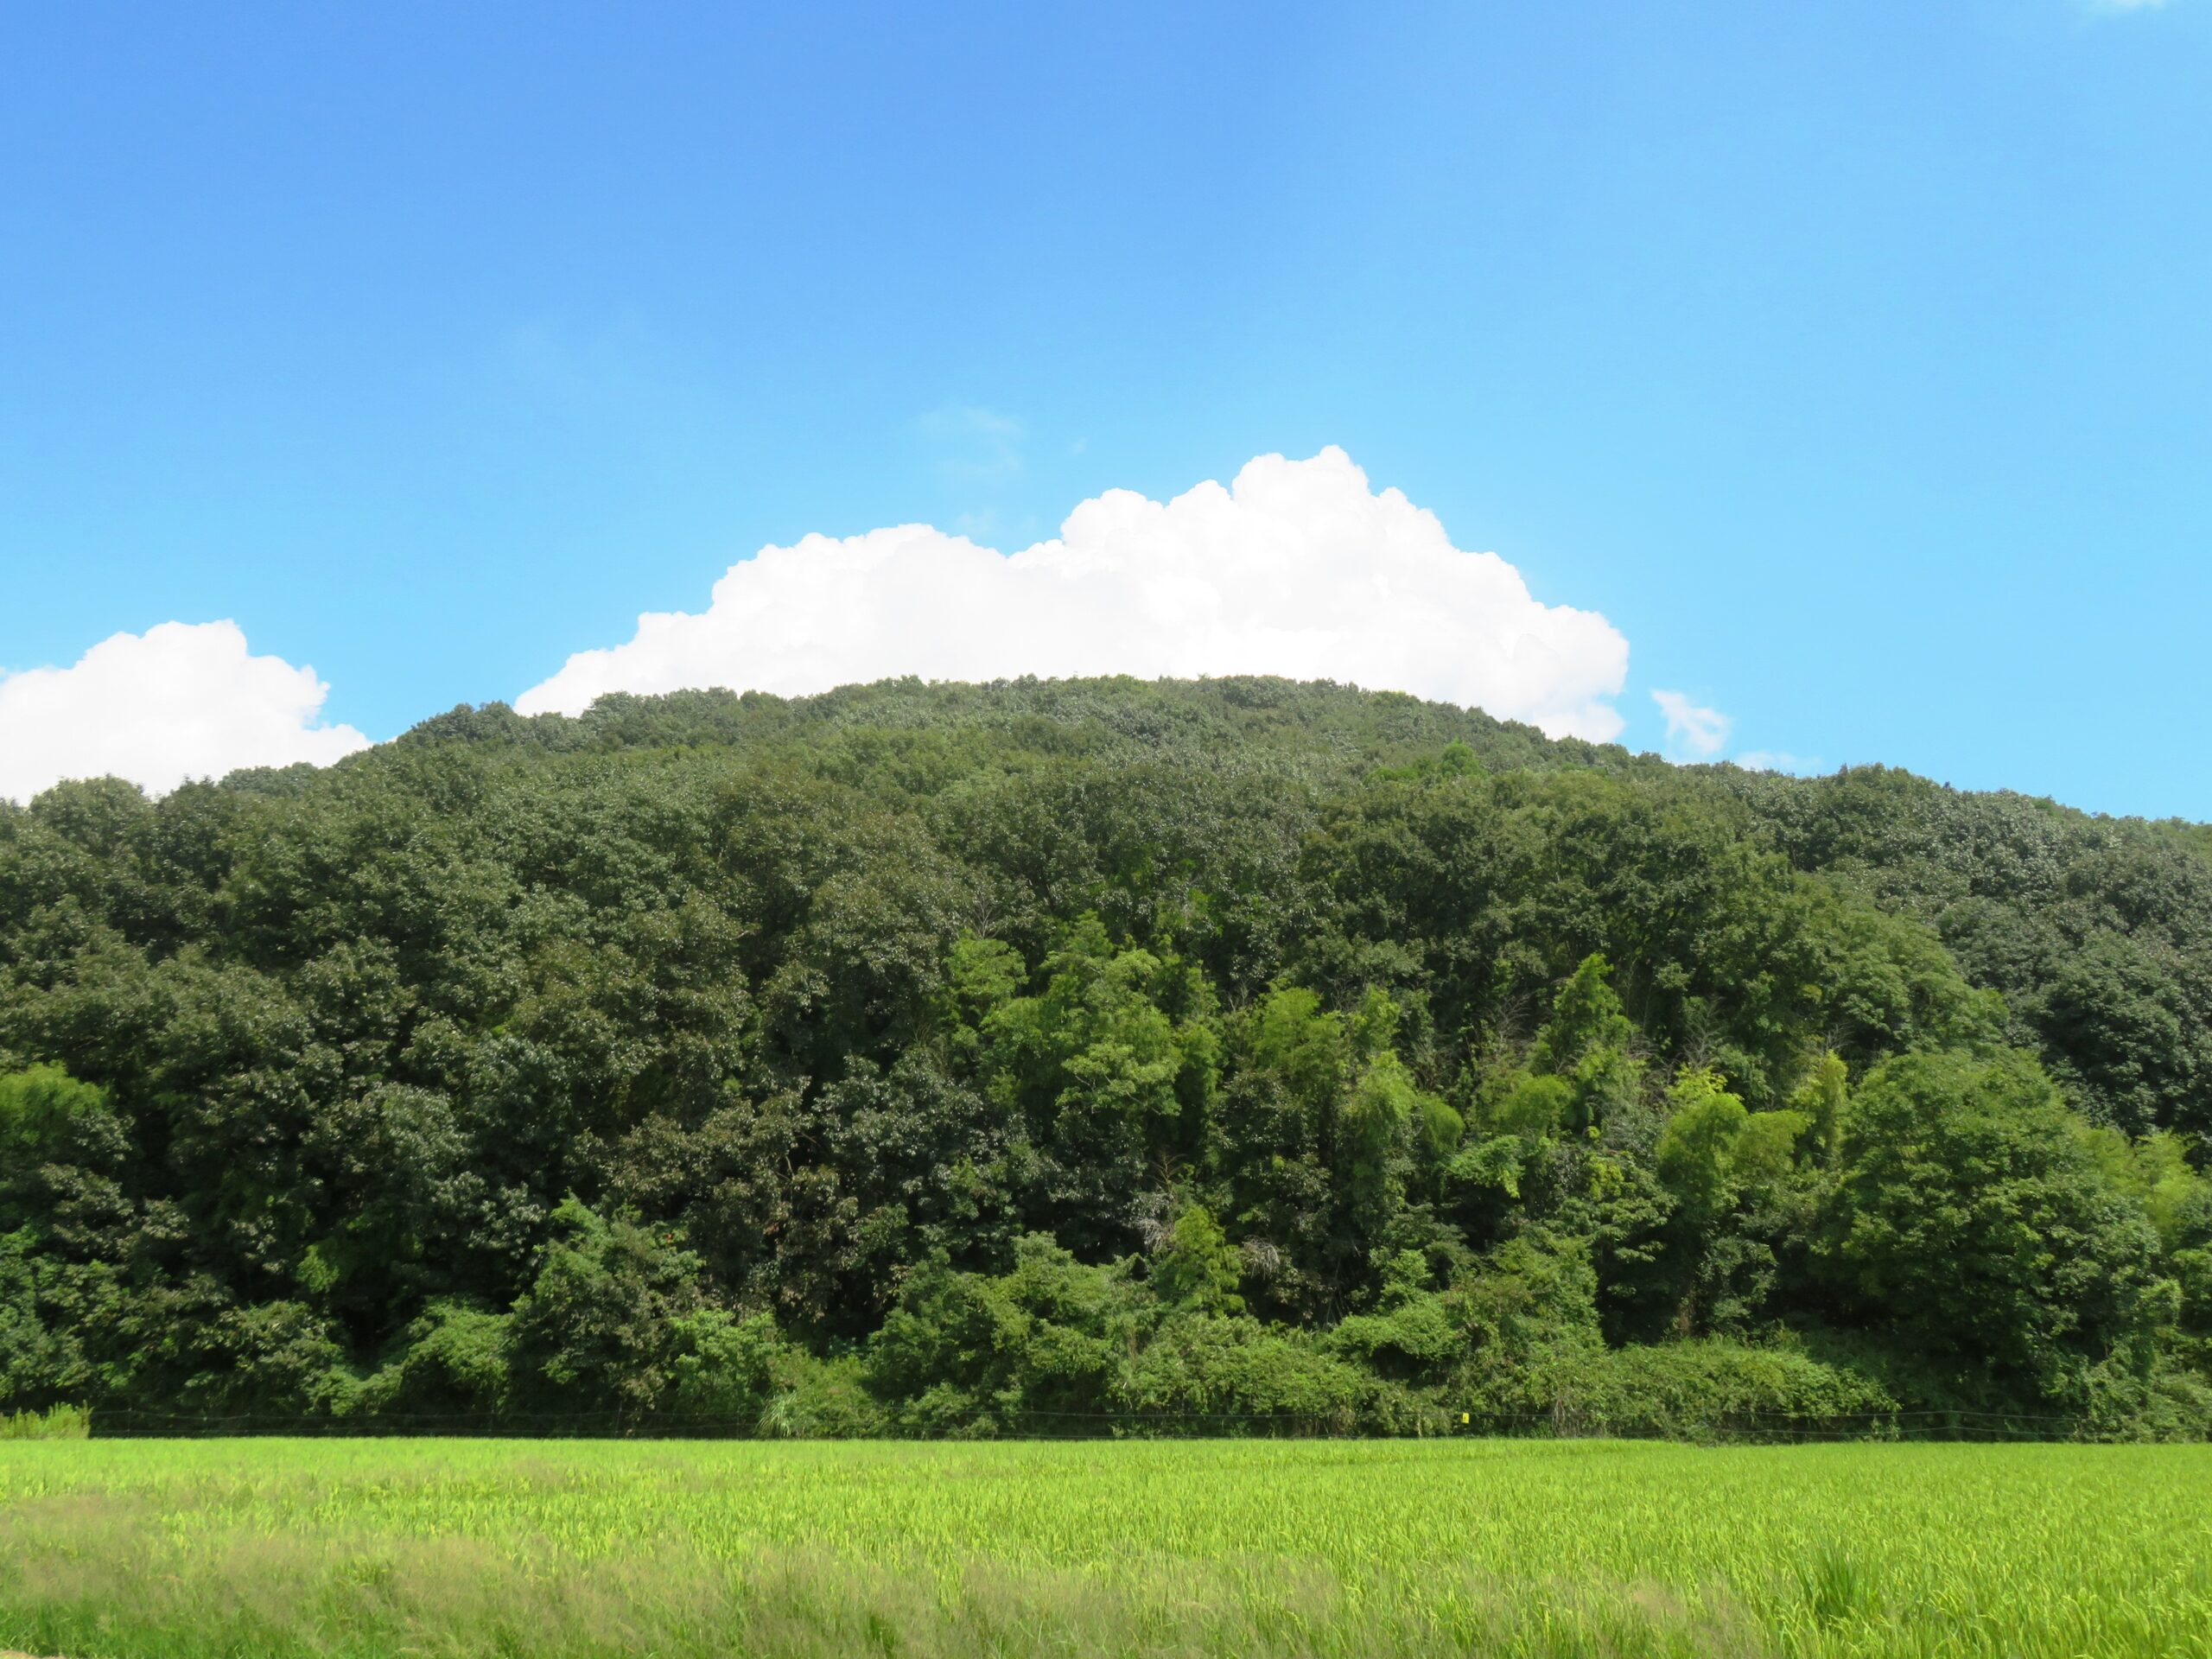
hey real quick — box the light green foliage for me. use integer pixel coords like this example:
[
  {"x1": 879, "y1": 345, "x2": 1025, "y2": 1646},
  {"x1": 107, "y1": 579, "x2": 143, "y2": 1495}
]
[
  {"x1": 1531, "y1": 955, "x2": 1643, "y2": 1131},
  {"x1": 1331, "y1": 1249, "x2": 1464, "y2": 1385},
  {"x1": 1478, "y1": 1071, "x2": 1573, "y2": 1140},
  {"x1": 1789, "y1": 1052, "x2": 1851, "y2": 1166},
  {"x1": 666, "y1": 1307, "x2": 789, "y2": 1421},
  {"x1": 982, "y1": 918, "x2": 1192, "y2": 1124},
  {"x1": 3, "y1": 1440, "x2": 2211, "y2": 1658},
  {"x1": 1566, "y1": 1338, "x2": 1898, "y2": 1422},
  {"x1": 0, "y1": 1403, "x2": 87, "y2": 1439},
  {"x1": 1338, "y1": 1050, "x2": 1423, "y2": 1238},
  {"x1": 2076, "y1": 1127, "x2": 2210, "y2": 1250},
  {"x1": 1153, "y1": 1200, "x2": 1245, "y2": 1314},
  {"x1": 1734, "y1": 1109, "x2": 1812, "y2": 1190},
  {"x1": 1656, "y1": 1067, "x2": 1752, "y2": 1231},
  {"x1": 1448, "y1": 1072, "x2": 1568, "y2": 1206},
  {"x1": 940, "y1": 935, "x2": 1025, "y2": 1071},
  {"x1": 1244, "y1": 985, "x2": 1349, "y2": 1107},
  {"x1": 0, "y1": 1065, "x2": 119, "y2": 1177},
  {"x1": 1652, "y1": 1068, "x2": 1808, "y2": 1227},
  {"x1": 955, "y1": 918, "x2": 1218, "y2": 1255},
  {"x1": 1335, "y1": 989, "x2": 1458, "y2": 1250},
  {"x1": 1440, "y1": 1234, "x2": 1892, "y2": 1425}
]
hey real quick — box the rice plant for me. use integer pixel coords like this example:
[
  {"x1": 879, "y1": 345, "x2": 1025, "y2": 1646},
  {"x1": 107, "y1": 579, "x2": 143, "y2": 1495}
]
[{"x1": 1, "y1": 1439, "x2": 2207, "y2": 1657}]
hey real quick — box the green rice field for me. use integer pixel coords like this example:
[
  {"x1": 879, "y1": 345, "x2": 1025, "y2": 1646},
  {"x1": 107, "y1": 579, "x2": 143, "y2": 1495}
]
[{"x1": 2, "y1": 1439, "x2": 2208, "y2": 1658}]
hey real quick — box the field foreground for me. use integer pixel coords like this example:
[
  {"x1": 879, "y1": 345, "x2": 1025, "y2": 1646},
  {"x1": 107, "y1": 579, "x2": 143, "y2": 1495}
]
[{"x1": 2, "y1": 1439, "x2": 2209, "y2": 1659}]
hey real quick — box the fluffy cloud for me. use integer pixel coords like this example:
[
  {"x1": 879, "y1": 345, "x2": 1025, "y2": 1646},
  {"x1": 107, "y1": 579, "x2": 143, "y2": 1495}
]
[
  {"x1": 518, "y1": 448, "x2": 1630, "y2": 740},
  {"x1": 1651, "y1": 689, "x2": 1732, "y2": 759},
  {"x1": 0, "y1": 620, "x2": 370, "y2": 803}
]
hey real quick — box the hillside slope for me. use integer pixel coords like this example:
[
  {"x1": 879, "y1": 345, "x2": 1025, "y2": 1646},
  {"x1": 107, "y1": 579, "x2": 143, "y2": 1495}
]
[{"x1": 3, "y1": 677, "x2": 2207, "y2": 1431}]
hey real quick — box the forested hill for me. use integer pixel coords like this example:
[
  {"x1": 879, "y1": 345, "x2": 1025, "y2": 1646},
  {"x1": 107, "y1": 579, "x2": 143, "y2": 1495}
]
[{"x1": 3, "y1": 677, "x2": 2209, "y2": 1434}]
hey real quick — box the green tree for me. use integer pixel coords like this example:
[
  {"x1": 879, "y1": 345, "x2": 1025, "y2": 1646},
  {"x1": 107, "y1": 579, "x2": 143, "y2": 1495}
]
[
  {"x1": 1654, "y1": 1068, "x2": 1751, "y2": 1236},
  {"x1": 1531, "y1": 956, "x2": 1643, "y2": 1131},
  {"x1": 1153, "y1": 1200, "x2": 1244, "y2": 1314},
  {"x1": 1823, "y1": 1050, "x2": 2173, "y2": 1406},
  {"x1": 511, "y1": 1198, "x2": 707, "y2": 1412},
  {"x1": 959, "y1": 918, "x2": 1217, "y2": 1255}
]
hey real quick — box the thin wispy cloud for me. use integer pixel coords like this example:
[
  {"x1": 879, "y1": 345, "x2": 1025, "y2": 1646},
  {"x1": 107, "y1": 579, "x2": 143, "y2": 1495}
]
[
  {"x1": 1734, "y1": 750, "x2": 1823, "y2": 775},
  {"x1": 918, "y1": 404, "x2": 1026, "y2": 484},
  {"x1": 1651, "y1": 690, "x2": 1732, "y2": 760}
]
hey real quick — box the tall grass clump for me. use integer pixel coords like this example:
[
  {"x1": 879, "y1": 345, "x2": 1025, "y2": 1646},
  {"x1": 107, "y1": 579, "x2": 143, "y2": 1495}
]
[
  {"x1": 0, "y1": 1406, "x2": 88, "y2": 1440},
  {"x1": 1797, "y1": 1539, "x2": 1878, "y2": 1628}
]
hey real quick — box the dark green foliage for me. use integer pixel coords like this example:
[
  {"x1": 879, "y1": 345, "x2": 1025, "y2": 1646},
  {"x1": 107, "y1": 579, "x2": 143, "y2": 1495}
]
[
  {"x1": 865, "y1": 1235, "x2": 1149, "y2": 1433},
  {"x1": 368, "y1": 1300, "x2": 517, "y2": 1414},
  {"x1": 0, "y1": 676, "x2": 2205, "y2": 1432},
  {"x1": 1822, "y1": 1051, "x2": 2173, "y2": 1408},
  {"x1": 1116, "y1": 1314, "x2": 1388, "y2": 1425},
  {"x1": 511, "y1": 1198, "x2": 709, "y2": 1411},
  {"x1": 1724, "y1": 764, "x2": 2212, "y2": 1137}
]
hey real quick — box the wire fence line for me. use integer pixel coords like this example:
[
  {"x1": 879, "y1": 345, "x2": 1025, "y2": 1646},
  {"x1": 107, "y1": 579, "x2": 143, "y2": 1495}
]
[{"x1": 67, "y1": 1406, "x2": 2180, "y2": 1444}]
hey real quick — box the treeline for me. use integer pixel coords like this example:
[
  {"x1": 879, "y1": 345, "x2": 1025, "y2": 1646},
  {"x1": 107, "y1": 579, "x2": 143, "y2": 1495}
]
[{"x1": 1, "y1": 677, "x2": 2207, "y2": 1435}]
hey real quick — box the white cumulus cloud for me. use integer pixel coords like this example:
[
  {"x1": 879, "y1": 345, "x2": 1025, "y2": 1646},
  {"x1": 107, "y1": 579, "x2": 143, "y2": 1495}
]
[
  {"x1": 518, "y1": 447, "x2": 1631, "y2": 740},
  {"x1": 0, "y1": 620, "x2": 371, "y2": 803},
  {"x1": 1651, "y1": 689, "x2": 1732, "y2": 759}
]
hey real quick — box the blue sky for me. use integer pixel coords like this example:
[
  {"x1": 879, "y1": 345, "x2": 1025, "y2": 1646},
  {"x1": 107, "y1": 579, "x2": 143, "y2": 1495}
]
[{"x1": 2, "y1": 2, "x2": 2208, "y2": 817}]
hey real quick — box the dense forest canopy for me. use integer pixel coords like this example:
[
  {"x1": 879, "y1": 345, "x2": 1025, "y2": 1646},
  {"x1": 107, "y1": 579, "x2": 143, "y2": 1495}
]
[{"x1": 3, "y1": 677, "x2": 2208, "y2": 1433}]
